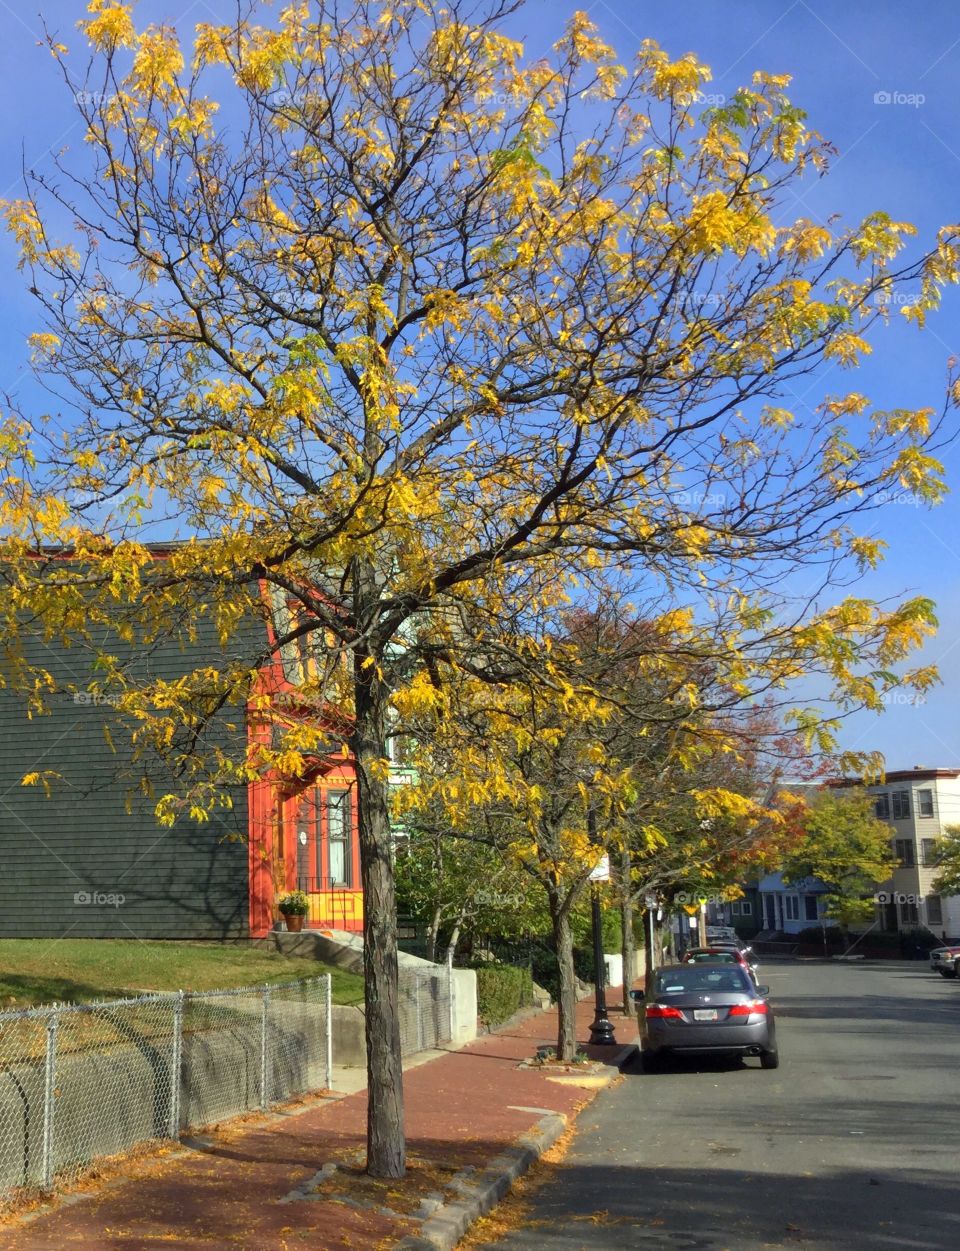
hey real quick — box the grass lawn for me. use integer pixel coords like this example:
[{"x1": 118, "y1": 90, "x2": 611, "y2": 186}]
[{"x1": 0, "y1": 940, "x2": 365, "y2": 1010}]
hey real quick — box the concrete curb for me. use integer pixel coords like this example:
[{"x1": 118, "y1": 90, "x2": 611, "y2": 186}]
[
  {"x1": 395, "y1": 1045, "x2": 636, "y2": 1251},
  {"x1": 393, "y1": 1112, "x2": 568, "y2": 1251}
]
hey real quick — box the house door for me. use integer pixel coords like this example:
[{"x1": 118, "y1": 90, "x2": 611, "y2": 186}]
[
  {"x1": 764, "y1": 895, "x2": 776, "y2": 929},
  {"x1": 292, "y1": 784, "x2": 355, "y2": 891}
]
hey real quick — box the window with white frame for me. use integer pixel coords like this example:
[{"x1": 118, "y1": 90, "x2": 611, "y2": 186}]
[
  {"x1": 739, "y1": 900, "x2": 752, "y2": 917},
  {"x1": 922, "y1": 839, "x2": 940, "y2": 867},
  {"x1": 917, "y1": 788, "x2": 934, "y2": 818},
  {"x1": 926, "y1": 895, "x2": 943, "y2": 927},
  {"x1": 785, "y1": 896, "x2": 799, "y2": 920},
  {"x1": 326, "y1": 789, "x2": 353, "y2": 886},
  {"x1": 874, "y1": 792, "x2": 890, "y2": 820}
]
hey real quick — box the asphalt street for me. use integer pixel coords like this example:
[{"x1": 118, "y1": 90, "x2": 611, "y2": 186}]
[{"x1": 475, "y1": 959, "x2": 960, "y2": 1251}]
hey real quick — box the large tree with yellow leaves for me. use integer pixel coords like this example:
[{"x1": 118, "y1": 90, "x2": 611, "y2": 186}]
[{"x1": 0, "y1": 0, "x2": 956, "y2": 1174}]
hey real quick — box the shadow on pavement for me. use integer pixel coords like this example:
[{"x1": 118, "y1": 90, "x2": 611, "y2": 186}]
[
  {"x1": 481, "y1": 1160, "x2": 960, "y2": 1249},
  {"x1": 775, "y1": 993, "x2": 960, "y2": 1026}
]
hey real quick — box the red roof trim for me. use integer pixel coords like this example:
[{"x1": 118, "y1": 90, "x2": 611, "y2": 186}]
[{"x1": 830, "y1": 768, "x2": 960, "y2": 786}]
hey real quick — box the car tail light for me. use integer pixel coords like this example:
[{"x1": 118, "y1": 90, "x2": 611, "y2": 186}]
[
  {"x1": 728, "y1": 1000, "x2": 769, "y2": 1016},
  {"x1": 645, "y1": 1003, "x2": 684, "y2": 1019}
]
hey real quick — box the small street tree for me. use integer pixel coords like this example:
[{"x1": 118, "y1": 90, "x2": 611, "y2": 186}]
[
  {"x1": 395, "y1": 650, "x2": 632, "y2": 1061},
  {"x1": 780, "y1": 788, "x2": 897, "y2": 926},
  {"x1": 931, "y1": 826, "x2": 960, "y2": 899},
  {"x1": 609, "y1": 705, "x2": 826, "y2": 998},
  {"x1": 394, "y1": 810, "x2": 537, "y2": 961},
  {"x1": 0, "y1": 0, "x2": 955, "y2": 1174}
]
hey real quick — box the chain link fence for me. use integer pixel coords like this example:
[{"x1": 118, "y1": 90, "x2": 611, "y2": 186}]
[
  {"x1": 398, "y1": 957, "x2": 456, "y2": 1056},
  {"x1": 0, "y1": 960, "x2": 456, "y2": 1205},
  {"x1": 0, "y1": 974, "x2": 332, "y2": 1202}
]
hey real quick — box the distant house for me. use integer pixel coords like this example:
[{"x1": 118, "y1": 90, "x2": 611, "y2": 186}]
[
  {"x1": 706, "y1": 883, "x2": 761, "y2": 934},
  {"x1": 831, "y1": 767, "x2": 960, "y2": 938},
  {"x1": 0, "y1": 576, "x2": 361, "y2": 939},
  {"x1": 756, "y1": 870, "x2": 834, "y2": 935}
]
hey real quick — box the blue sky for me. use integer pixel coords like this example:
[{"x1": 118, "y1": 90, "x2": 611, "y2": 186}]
[{"x1": 0, "y1": 1, "x2": 957, "y2": 768}]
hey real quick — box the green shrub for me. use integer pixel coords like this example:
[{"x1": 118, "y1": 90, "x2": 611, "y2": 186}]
[
  {"x1": 473, "y1": 962, "x2": 534, "y2": 1028},
  {"x1": 899, "y1": 926, "x2": 939, "y2": 951},
  {"x1": 796, "y1": 925, "x2": 844, "y2": 947},
  {"x1": 857, "y1": 929, "x2": 902, "y2": 949}
]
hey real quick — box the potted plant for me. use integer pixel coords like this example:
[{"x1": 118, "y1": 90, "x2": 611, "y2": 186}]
[{"x1": 277, "y1": 890, "x2": 309, "y2": 933}]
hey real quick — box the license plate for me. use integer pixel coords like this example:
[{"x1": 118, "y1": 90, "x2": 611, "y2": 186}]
[{"x1": 693, "y1": 1009, "x2": 718, "y2": 1021}]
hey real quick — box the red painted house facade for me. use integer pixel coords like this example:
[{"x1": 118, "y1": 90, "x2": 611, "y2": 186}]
[{"x1": 246, "y1": 585, "x2": 362, "y2": 938}]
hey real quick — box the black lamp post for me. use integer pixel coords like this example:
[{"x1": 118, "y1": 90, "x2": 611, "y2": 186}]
[
  {"x1": 589, "y1": 880, "x2": 616, "y2": 1045},
  {"x1": 586, "y1": 808, "x2": 616, "y2": 1046}
]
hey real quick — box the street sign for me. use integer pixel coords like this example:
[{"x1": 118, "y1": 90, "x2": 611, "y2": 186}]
[
  {"x1": 682, "y1": 903, "x2": 699, "y2": 916},
  {"x1": 644, "y1": 894, "x2": 657, "y2": 909},
  {"x1": 588, "y1": 854, "x2": 610, "y2": 882}
]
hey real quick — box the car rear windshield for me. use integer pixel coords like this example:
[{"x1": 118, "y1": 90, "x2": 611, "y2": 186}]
[
  {"x1": 655, "y1": 968, "x2": 753, "y2": 995},
  {"x1": 686, "y1": 952, "x2": 736, "y2": 963}
]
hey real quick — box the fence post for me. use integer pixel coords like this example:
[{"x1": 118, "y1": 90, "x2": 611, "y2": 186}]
[
  {"x1": 415, "y1": 972, "x2": 424, "y2": 1052},
  {"x1": 260, "y1": 984, "x2": 272, "y2": 1112},
  {"x1": 446, "y1": 948, "x2": 456, "y2": 1043},
  {"x1": 169, "y1": 990, "x2": 184, "y2": 1140},
  {"x1": 42, "y1": 1008, "x2": 59, "y2": 1192},
  {"x1": 324, "y1": 973, "x2": 333, "y2": 1091}
]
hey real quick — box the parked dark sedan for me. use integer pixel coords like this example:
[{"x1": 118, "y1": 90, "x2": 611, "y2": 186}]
[{"x1": 640, "y1": 963, "x2": 778, "y2": 1071}]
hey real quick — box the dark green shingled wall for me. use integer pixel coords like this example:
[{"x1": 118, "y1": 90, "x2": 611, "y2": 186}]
[{"x1": 0, "y1": 619, "x2": 262, "y2": 939}]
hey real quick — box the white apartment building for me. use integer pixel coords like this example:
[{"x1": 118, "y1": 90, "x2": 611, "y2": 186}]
[{"x1": 836, "y1": 767, "x2": 960, "y2": 938}]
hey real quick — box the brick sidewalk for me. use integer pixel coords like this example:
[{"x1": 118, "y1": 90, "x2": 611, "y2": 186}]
[{"x1": 0, "y1": 998, "x2": 637, "y2": 1251}]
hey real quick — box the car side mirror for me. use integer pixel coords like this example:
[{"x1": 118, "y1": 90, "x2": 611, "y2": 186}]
[
  {"x1": 756, "y1": 985, "x2": 770, "y2": 997},
  {"x1": 629, "y1": 988, "x2": 644, "y2": 1002}
]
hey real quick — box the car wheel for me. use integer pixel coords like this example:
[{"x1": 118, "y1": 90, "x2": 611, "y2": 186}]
[
  {"x1": 760, "y1": 1049, "x2": 780, "y2": 1070},
  {"x1": 939, "y1": 969, "x2": 956, "y2": 979}
]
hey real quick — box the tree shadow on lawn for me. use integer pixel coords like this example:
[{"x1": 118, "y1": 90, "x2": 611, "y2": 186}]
[{"x1": 0, "y1": 972, "x2": 136, "y2": 1009}]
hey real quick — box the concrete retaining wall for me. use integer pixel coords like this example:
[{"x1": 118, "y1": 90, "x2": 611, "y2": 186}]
[{"x1": 263, "y1": 930, "x2": 479, "y2": 1061}]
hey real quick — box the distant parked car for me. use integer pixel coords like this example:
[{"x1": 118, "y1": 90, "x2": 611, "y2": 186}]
[
  {"x1": 930, "y1": 945, "x2": 960, "y2": 978},
  {"x1": 640, "y1": 963, "x2": 778, "y2": 1071},
  {"x1": 682, "y1": 946, "x2": 759, "y2": 983},
  {"x1": 710, "y1": 940, "x2": 760, "y2": 980}
]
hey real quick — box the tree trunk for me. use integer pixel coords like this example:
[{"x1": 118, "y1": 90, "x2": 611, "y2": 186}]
[
  {"x1": 621, "y1": 897, "x2": 635, "y2": 1014},
  {"x1": 424, "y1": 903, "x2": 442, "y2": 965},
  {"x1": 551, "y1": 897, "x2": 577, "y2": 1062},
  {"x1": 447, "y1": 912, "x2": 463, "y2": 960},
  {"x1": 353, "y1": 629, "x2": 405, "y2": 1179}
]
